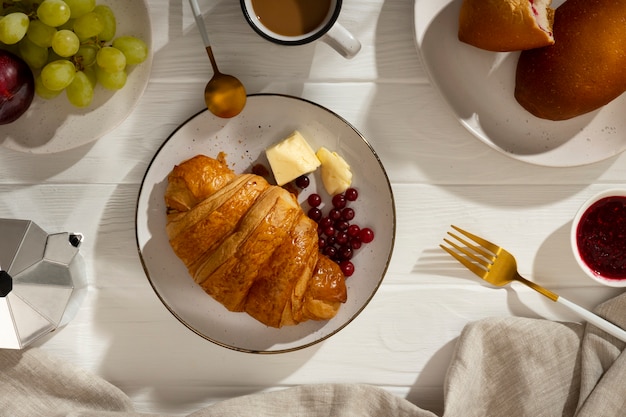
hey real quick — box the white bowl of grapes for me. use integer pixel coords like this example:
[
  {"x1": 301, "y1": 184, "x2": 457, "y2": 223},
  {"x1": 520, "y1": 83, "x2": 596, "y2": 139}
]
[{"x1": 0, "y1": 0, "x2": 152, "y2": 153}]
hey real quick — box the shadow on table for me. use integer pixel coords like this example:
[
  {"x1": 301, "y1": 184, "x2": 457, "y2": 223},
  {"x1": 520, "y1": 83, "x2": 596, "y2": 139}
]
[
  {"x1": 160, "y1": 0, "x2": 322, "y2": 100},
  {"x1": 407, "y1": 224, "x2": 622, "y2": 416},
  {"x1": 407, "y1": 337, "x2": 457, "y2": 416},
  {"x1": 0, "y1": 138, "x2": 95, "y2": 184},
  {"x1": 84, "y1": 1, "x2": 374, "y2": 412},
  {"x1": 532, "y1": 222, "x2": 624, "y2": 314},
  {"x1": 415, "y1": 221, "x2": 622, "y2": 317},
  {"x1": 89, "y1": 182, "x2": 323, "y2": 414}
]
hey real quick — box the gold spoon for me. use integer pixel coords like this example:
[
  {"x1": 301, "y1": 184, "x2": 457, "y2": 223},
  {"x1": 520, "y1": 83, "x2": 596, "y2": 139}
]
[{"x1": 188, "y1": 0, "x2": 247, "y2": 118}]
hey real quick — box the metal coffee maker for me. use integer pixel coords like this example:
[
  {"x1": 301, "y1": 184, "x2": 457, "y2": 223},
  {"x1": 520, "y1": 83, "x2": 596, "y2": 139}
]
[{"x1": 0, "y1": 219, "x2": 87, "y2": 349}]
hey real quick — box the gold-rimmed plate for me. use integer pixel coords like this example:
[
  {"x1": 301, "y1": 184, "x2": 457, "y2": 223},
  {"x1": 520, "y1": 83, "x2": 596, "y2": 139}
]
[{"x1": 135, "y1": 94, "x2": 395, "y2": 353}]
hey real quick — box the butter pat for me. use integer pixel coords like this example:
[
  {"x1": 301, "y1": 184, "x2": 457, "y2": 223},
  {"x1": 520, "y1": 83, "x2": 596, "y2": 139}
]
[
  {"x1": 316, "y1": 146, "x2": 352, "y2": 195},
  {"x1": 265, "y1": 131, "x2": 321, "y2": 186}
]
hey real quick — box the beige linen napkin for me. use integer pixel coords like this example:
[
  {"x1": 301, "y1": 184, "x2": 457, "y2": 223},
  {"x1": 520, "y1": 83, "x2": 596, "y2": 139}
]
[{"x1": 1, "y1": 293, "x2": 624, "y2": 417}]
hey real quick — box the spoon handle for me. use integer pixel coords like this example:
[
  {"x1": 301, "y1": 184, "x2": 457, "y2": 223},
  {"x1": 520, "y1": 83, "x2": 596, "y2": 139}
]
[{"x1": 188, "y1": 0, "x2": 211, "y2": 48}]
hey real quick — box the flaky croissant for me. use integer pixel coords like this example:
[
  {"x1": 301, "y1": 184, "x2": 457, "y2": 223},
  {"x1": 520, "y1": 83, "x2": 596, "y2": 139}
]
[{"x1": 164, "y1": 154, "x2": 347, "y2": 328}]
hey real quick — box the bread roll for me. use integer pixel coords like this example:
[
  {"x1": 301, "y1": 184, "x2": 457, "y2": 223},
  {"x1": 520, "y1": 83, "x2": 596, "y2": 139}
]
[
  {"x1": 458, "y1": 0, "x2": 554, "y2": 52},
  {"x1": 515, "y1": 0, "x2": 626, "y2": 120},
  {"x1": 164, "y1": 154, "x2": 347, "y2": 328}
]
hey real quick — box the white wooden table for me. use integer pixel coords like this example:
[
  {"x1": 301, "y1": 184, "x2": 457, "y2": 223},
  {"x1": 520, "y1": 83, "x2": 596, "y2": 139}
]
[{"x1": 1, "y1": 0, "x2": 624, "y2": 415}]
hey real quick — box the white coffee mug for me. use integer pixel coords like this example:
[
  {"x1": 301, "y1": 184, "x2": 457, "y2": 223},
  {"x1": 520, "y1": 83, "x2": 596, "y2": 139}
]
[{"x1": 240, "y1": 0, "x2": 361, "y2": 59}]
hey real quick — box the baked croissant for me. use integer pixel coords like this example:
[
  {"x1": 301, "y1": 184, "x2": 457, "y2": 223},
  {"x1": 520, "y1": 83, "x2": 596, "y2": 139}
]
[{"x1": 164, "y1": 154, "x2": 347, "y2": 328}]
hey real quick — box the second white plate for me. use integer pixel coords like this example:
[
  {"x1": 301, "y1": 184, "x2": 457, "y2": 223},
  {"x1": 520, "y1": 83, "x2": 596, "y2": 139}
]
[{"x1": 414, "y1": 0, "x2": 626, "y2": 167}]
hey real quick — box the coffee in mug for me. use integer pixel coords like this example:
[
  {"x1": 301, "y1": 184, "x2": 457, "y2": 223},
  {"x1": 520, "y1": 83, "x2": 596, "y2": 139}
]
[
  {"x1": 251, "y1": 0, "x2": 332, "y2": 36},
  {"x1": 240, "y1": 0, "x2": 361, "y2": 58}
]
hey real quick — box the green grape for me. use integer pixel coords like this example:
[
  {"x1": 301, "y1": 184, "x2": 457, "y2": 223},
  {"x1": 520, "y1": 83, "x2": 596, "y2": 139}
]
[
  {"x1": 96, "y1": 46, "x2": 125, "y2": 73},
  {"x1": 35, "y1": 74, "x2": 62, "y2": 99},
  {"x1": 0, "y1": 5, "x2": 21, "y2": 16},
  {"x1": 2, "y1": 1, "x2": 149, "y2": 108},
  {"x1": 18, "y1": 37, "x2": 49, "y2": 69},
  {"x1": 0, "y1": 1, "x2": 33, "y2": 16},
  {"x1": 112, "y1": 36, "x2": 148, "y2": 65},
  {"x1": 0, "y1": 13, "x2": 29, "y2": 45},
  {"x1": 46, "y1": 48, "x2": 65, "y2": 63},
  {"x1": 92, "y1": 5, "x2": 115, "y2": 41},
  {"x1": 41, "y1": 59, "x2": 76, "y2": 90},
  {"x1": 82, "y1": 65, "x2": 96, "y2": 87},
  {"x1": 73, "y1": 11, "x2": 103, "y2": 40},
  {"x1": 37, "y1": 0, "x2": 71, "y2": 27},
  {"x1": 1, "y1": 37, "x2": 22, "y2": 55},
  {"x1": 26, "y1": 20, "x2": 57, "y2": 48},
  {"x1": 96, "y1": 66, "x2": 126, "y2": 90},
  {"x1": 63, "y1": 0, "x2": 95, "y2": 19},
  {"x1": 56, "y1": 18, "x2": 75, "y2": 31},
  {"x1": 66, "y1": 70, "x2": 93, "y2": 107},
  {"x1": 74, "y1": 43, "x2": 97, "y2": 69},
  {"x1": 51, "y1": 29, "x2": 79, "y2": 57}
]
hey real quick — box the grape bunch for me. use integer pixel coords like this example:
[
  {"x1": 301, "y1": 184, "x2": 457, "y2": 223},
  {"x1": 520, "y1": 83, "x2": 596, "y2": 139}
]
[{"x1": 0, "y1": 0, "x2": 148, "y2": 108}]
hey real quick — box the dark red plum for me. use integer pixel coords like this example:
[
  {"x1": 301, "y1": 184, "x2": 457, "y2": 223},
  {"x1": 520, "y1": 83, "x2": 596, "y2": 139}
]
[{"x1": 0, "y1": 49, "x2": 34, "y2": 125}]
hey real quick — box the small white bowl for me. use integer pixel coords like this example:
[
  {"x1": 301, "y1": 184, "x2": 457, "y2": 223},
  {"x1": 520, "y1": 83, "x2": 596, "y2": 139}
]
[{"x1": 571, "y1": 189, "x2": 626, "y2": 287}]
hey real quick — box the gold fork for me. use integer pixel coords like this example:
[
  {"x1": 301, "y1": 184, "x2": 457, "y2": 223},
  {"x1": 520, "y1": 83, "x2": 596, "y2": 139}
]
[{"x1": 441, "y1": 225, "x2": 626, "y2": 343}]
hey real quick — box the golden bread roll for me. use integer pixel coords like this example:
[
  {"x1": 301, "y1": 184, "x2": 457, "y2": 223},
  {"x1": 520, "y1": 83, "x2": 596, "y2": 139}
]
[
  {"x1": 515, "y1": 0, "x2": 626, "y2": 120},
  {"x1": 164, "y1": 154, "x2": 347, "y2": 328},
  {"x1": 458, "y1": 0, "x2": 554, "y2": 52}
]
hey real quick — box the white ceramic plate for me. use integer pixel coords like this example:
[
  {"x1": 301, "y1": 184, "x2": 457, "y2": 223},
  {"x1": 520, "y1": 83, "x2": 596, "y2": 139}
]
[
  {"x1": 1, "y1": 0, "x2": 152, "y2": 154},
  {"x1": 414, "y1": 0, "x2": 626, "y2": 167},
  {"x1": 135, "y1": 94, "x2": 395, "y2": 353}
]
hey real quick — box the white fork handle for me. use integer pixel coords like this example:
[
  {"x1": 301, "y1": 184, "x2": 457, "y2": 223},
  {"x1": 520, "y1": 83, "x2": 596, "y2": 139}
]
[{"x1": 557, "y1": 296, "x2": 626, "y2": 343}]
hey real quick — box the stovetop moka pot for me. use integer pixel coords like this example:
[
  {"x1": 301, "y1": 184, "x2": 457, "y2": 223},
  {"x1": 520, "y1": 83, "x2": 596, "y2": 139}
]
[{"x1": 0, "y1": 219, "x2": 86, "y2": 349}]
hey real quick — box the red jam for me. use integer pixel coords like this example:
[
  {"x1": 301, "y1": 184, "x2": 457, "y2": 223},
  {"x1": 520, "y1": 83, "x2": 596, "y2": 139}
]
[{"x1": 576, "y1": 196, "x2": 626, "y2": 280}]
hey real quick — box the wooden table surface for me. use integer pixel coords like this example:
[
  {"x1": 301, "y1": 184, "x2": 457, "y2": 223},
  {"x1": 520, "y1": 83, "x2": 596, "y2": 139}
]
[{"x1": 1, "y1": 0, "x2": 624, "y2": 415}]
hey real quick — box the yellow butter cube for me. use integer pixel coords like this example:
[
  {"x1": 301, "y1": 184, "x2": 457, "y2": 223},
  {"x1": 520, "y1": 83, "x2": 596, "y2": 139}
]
[{"x1": 265, "y1": 131, "x2": 321, "y2": 186}]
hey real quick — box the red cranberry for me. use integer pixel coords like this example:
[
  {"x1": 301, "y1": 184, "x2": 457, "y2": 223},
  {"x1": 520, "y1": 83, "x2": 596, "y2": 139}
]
[
  {"x1": 295, "y1": 175, "x2": 310, "y2": 188},
  {"x1": 319, "y1": 217, "x2": 333, "y2": 229},
  {"x1": 336, "y1": 231, "x2": 349, "y2": 245},
  {"x1": 345, "y1": 188, "x2": 358, "y2": 201},
  {"x1": 347, "y1": 224, "x2": 361, "y2": 237},
  {"x1": 308, "y1": 207, "x2": 323, "y2": 222},
  {"x1": 350, "y1": 239, "x2": 362, "y2": 250},
  {"x1": 341, "y1": 207, "x2": 355, "y2": 221},
  {"x1": 339, "y1": 261, "x2": 355, "y2": 277},
  {"x1": 307, "y1": 193, "x2": 322, "y2": 207},
  {"x1": 338, "y1": 246, "x2": 353, "y2": 260},
  {"x1": 329, "y1": 208, "x2": 341, "y2": 221},
  {"x1": 332, "y1": 194, "x2": 347, "y2": 209},
  {"x1": 360, "y1": 228, "x2": 375, "y2": 243},
  {"x1": 324, "y1": 246, "x2": 337, "y2": 258},
  {"x1": 335, "y1": 220, "x2": 349, "y2": 231}
]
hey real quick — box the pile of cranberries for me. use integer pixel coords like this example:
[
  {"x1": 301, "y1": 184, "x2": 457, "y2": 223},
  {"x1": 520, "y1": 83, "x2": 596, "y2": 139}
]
[{"x1": 294, "y1": 175, "x2": 374, "y2": 277}]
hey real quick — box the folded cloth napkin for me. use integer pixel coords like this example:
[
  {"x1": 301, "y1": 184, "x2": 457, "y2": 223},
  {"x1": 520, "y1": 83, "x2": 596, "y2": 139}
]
[{"x1": 1, "y1": 293, "x2": 624, "y2": 417}]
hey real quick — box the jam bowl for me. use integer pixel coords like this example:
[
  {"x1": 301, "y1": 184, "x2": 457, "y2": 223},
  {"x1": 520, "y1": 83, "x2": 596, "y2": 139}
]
[{"x1": 571, "y1": 189, "x2": 626, "y2": 287}]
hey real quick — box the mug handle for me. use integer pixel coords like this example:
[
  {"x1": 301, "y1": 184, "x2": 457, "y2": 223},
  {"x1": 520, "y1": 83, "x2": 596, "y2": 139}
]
[{"x1": 321, "y1": 23, "x2": 361, "y2": 59}]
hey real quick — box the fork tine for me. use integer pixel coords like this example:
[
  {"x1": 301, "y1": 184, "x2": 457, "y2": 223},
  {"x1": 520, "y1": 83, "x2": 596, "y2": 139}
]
[
  {"x1": 451, "y1": 225, "x2": 500, "y2": 254},
  {"x1": 445, "y1": 232, "x2": 495, "y2": 261},
  {"x1": 440, "y1": 243, "x2": 489, "y2": 279},
  {"x1": 440, "y1": 225, "x2": 501, "y2": 280}
]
